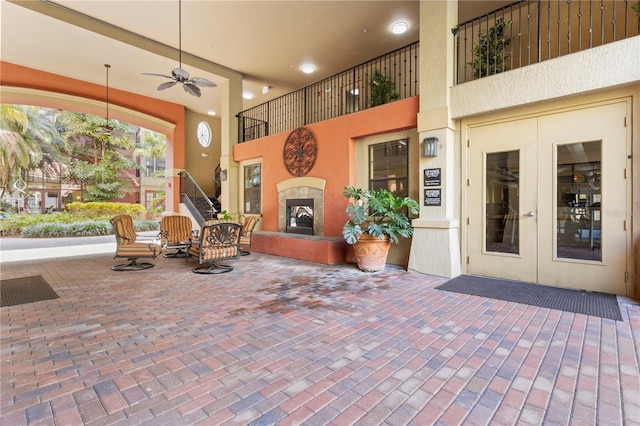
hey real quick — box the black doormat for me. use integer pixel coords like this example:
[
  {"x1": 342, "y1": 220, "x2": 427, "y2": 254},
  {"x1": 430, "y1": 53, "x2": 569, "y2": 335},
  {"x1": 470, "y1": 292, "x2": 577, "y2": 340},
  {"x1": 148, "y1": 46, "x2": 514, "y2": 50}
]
[
  {"x1": 436, "y1": 275, "x2": 622, "y2": 321},
  {"x1": 1, "y1": 275, "x2": 59, "y2": 307}
]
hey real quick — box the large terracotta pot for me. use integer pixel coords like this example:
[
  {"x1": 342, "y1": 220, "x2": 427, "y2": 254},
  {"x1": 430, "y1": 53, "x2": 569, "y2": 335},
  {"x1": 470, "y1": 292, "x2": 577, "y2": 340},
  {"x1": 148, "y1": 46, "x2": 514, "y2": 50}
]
[{"x1": 353, "y1": 233, "x2": 391, "y2": 272}]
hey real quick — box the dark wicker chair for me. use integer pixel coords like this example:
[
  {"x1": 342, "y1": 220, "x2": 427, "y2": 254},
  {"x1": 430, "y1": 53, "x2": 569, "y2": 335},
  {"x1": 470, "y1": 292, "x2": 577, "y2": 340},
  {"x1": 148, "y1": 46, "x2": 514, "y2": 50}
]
[{"x1": 187, "y1": 220, "x2": 243, "y2": 274}]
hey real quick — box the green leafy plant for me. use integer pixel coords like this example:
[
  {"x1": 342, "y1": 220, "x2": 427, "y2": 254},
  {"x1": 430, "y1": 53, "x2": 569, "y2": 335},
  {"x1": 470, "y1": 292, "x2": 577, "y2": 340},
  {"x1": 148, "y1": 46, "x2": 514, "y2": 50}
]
[
  {"x1": 470, "y1": 18, "x2": 512, "y2": 79},
  {"x1": 1, "y1": 202, "x2": 150, "y2": 236},
  {"x1": 633, "y1": 2, "x2": 639, "y2": 16},
  {"x1": 342, "y1": 185, "x2": 419, "y2": 245},
  {"x1": 19, "y1": 219, "x2": 158, "y2": 238},
  {"x1": 369, "y1": 69, "x2": 400, "y2": 107},
  {"x1": 217, "y1": 210, "x2": 235, "y2": 221}
]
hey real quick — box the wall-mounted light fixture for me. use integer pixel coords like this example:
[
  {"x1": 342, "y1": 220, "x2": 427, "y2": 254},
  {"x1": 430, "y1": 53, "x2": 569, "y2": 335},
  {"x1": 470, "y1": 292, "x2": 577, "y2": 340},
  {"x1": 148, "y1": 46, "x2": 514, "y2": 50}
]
[
  {"x1": 220, "y1": 169, "x2": 228, "y2": 181},
  {"x1": 423, "y1": 137, "x2": 438, "y2": 157}
]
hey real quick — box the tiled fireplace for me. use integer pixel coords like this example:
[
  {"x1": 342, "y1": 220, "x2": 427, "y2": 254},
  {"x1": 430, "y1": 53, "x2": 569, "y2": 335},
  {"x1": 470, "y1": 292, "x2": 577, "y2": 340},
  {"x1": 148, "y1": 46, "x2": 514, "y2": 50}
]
[
  {"x1": 277, "y1": 178, "x2": 325, "y2": 236},
  {"x1": 286, "y1": 198, "x2": 314, "y2": 235}
]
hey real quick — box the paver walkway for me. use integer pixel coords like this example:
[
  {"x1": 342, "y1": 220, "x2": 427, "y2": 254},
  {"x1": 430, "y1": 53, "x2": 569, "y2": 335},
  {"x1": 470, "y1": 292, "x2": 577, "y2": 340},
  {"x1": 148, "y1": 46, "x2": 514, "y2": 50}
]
[{"x1": 1, "y1": 244, "x2": 639, "y2": 425}]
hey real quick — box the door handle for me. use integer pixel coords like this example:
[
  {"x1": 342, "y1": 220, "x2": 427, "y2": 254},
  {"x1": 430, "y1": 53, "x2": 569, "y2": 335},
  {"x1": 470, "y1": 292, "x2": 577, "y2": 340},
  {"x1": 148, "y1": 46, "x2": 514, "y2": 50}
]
[{"x1": 524, "y1": 211, "x2": 535, "y2": 217}]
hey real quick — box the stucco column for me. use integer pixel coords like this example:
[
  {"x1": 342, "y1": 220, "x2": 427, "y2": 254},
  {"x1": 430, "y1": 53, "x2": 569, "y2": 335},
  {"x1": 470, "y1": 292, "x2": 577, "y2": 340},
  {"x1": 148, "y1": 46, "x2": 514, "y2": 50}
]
[
  {"x1": 408, "y1": 0, "x2": 461, "y2": 278},
  {"x1": 220, "y1": 76, "x2": 243, "y2": 217}
]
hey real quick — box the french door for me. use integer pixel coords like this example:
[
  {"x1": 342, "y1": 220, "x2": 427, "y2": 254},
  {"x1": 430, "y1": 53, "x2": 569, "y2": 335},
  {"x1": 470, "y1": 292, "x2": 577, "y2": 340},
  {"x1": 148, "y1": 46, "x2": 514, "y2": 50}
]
[{"x1": 467, "y1": 102, "x2": 629, "y2": 294}]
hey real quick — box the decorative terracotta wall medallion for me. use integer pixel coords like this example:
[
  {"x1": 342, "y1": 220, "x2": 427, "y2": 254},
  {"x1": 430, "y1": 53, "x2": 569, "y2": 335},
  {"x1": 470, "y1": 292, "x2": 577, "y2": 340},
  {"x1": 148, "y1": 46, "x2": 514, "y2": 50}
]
[{"x1": 283, "y1": 127, "x2": 317, "y2": 177}]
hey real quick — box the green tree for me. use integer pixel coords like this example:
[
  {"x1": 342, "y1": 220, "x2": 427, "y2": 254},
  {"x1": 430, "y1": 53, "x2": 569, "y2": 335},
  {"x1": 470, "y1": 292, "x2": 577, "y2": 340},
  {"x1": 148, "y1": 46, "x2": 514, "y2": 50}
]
[
  {"x1": 57, "y1": 111, "x2": 137, "y2": 201},
  {"x1": 134, "y1": 128, "x2": 166, "y2": 177},
  {"x1": 57, "y1": 111, "x2": 133, "y2": 163},
  {"x1": 134, "y1": 129, "x2": 167, "y2": 213},
  {"x1": 74, "y1": 150, "x2": 137, "y2": 201},
  {"x1": 0, "y1": 104, "x2": 66, "y2": 197}
]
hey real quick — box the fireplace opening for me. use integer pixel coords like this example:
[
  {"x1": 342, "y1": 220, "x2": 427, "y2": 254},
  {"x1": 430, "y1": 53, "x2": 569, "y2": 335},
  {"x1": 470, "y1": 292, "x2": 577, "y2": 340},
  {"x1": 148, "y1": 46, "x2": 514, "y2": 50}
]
[{"x1": 286, "y1": 198, "x2": 314, "y2": 235}]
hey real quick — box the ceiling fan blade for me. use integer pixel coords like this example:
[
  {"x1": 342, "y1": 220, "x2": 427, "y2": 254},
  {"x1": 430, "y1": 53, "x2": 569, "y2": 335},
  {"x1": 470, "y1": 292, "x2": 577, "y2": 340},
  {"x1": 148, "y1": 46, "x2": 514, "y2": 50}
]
[
  {"x1": 157, "y1": 81, "x2": 178, "y2": 91},
  {"x1": 172, "y1": 67, "x2": 190, "y2": 80},
  {"x1": 142, "y1": 72, "x2": 173, "y2": 79},
  {"x1": 190, "y1": 77, "x2": 216, "y2": 88},
  {"x1": 183, "y1": 83, "x2": 202, "y2": 97}
]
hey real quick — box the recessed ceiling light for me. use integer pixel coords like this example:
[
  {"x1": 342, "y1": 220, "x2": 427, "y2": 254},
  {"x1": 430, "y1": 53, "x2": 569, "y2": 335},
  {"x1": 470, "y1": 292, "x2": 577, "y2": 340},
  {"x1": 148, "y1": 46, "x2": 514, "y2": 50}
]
[
  {"x1": 301, "y1": 64, "x2": 316, "y2": 74},
  {"x1": 391, "y1": 21, "x2": 408, "y2": 35},
  {"x1": 207, "y1": 110, "x2": 216, "y2": 116},
  {"x1": 243, "y1": 91, "x2": 254, "y2": 100}
]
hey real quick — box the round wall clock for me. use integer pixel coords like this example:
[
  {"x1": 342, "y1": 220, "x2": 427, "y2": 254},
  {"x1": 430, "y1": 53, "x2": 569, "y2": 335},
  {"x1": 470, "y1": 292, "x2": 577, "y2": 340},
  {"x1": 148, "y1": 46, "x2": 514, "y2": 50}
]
[
  {"x1": 197, "y1": 121, "x2": 211, "y2": 147},
  {"x1": 283, "y1": 127, "x2": 318, "y2": 177}
]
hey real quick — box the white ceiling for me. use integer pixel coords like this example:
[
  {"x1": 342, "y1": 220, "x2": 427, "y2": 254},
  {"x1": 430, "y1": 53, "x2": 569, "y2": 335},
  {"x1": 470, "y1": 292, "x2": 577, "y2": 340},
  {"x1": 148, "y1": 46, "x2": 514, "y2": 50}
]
[{"x1": 1, "y1": 0, "x2": 508, "y2": 118}]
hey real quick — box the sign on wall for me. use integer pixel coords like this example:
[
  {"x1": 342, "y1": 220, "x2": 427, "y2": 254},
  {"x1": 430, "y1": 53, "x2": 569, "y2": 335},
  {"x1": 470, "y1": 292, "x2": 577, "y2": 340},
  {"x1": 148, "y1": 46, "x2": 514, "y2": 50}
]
[
  {"x1": 424, "y1": 168, "x2": 442, "y2": 206},
  {"x1": 424, "y1": 168, "x2": 441, "y2": 187},
  {"x1": 424, "y1": 188, "x2": 442, "y2": 206}
]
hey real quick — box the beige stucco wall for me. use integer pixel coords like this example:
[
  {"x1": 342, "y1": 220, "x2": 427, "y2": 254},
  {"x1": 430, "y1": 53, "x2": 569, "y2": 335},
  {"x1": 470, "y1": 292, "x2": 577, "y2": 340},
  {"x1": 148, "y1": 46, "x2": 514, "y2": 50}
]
[{"x1": 184, "y1": 111, "x2": 221, "y2": 198}]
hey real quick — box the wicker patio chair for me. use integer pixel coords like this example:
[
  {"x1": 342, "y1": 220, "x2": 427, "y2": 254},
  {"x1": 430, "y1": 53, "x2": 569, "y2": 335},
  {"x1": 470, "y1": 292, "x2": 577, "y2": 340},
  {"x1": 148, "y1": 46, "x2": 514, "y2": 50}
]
[
  {"x1": 110, "y1": 214, "x2": 161, "y2": 271},
  {"x1": 239, "y1": 216, "x2": 259, "y2": 256},
  {"x1": 187, "y1": 220, "x2": 243, "y2": 274},
  {"x1": 159, "y1": 214, "x2": 195, "y2": 258}
]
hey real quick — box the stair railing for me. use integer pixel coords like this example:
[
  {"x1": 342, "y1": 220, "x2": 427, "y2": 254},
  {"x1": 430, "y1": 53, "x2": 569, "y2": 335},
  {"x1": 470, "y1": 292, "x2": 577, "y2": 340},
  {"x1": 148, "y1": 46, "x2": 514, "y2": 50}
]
[{"x1": 179, "y1": 171, "x2": 218, "y2": 225}]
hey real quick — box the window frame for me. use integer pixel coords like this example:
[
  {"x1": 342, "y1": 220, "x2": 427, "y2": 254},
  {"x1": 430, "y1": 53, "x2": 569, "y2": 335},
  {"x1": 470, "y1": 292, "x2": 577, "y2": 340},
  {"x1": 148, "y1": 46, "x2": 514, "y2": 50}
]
[
  {"x1": 367, "y1": 138, "x2": 409, "y2": 197},
  {"x1": 241, "y1": 160, "x2": 262, "y2": 215}
]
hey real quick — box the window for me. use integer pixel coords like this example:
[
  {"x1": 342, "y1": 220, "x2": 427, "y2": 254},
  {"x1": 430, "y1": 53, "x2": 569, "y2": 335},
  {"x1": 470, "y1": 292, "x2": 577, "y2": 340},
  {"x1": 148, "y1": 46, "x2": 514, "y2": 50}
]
[
  {"x1": 145, "y1": 191, "x2": 161, "y2": 211},
  {"x1": 244, "y1": 163, "x2": 261, "y2": 214},
  {"x1": 369, "y1": 139, "x2": 408, "y2": 197},
  {"x1": 145, "y1": 157, "x2": 165, "y2": 176}
]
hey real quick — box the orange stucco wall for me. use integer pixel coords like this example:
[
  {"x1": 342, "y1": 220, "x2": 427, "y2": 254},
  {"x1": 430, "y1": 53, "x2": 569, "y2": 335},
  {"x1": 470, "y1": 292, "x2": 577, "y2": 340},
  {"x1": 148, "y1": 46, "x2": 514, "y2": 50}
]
[
  {"x1": 0, "y1": 61, "x2": 185, "y2": 211},
  {"x1": 234, "y1": 96, "x2": 419, "y2": 239}
]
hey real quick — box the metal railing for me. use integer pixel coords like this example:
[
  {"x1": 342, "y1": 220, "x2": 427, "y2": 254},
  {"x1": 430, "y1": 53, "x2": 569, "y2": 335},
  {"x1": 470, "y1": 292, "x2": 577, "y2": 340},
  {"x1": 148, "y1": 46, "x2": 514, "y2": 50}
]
[
  {"x1": 237, "y1": 42, "x2": 419, "y2": 143},
  {"x1": 453, "y1": 0, "x2": 640, "y2": 84},
  {"x1": 179, "y1": 171, "x2": 217, "y2": 225}
]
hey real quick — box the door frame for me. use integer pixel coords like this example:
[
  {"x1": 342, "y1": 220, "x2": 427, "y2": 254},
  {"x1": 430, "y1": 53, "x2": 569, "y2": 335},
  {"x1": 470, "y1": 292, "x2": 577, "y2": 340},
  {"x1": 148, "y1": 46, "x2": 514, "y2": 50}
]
[{"x1": 460, "y1": 95, "x2": 633, "y2": 296}]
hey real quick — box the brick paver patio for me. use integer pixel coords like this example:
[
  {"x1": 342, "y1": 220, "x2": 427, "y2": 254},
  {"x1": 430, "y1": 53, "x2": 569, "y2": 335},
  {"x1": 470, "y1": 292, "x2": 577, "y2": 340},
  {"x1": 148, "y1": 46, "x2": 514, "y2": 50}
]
[{"x1": 1, "y1": 249, "x2": 639, "y2": 425}]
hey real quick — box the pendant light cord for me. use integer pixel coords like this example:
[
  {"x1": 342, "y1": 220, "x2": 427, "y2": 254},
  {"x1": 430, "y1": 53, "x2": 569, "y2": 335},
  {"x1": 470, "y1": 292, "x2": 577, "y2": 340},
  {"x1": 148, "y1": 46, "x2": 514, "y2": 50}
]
[
  {"x1": 105, "y1": 64, "x2": 110, "y2": 125},
  {"x1": 178, "y1": 0, "x2": 182, "y2": 68}
]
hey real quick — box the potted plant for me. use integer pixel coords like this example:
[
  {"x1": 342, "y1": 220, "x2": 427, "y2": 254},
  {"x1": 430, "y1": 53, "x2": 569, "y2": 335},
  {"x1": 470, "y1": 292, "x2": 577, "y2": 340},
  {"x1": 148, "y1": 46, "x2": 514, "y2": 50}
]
[
  {"x1": 369, "y1": 69, "x2": 400, "y2": 107},
  {"x1": 469, "y1": 17, "x2": 512, "y2": 79},
  {"x1": 342, "y1": 185, "x2": 419, "y2": 272}
]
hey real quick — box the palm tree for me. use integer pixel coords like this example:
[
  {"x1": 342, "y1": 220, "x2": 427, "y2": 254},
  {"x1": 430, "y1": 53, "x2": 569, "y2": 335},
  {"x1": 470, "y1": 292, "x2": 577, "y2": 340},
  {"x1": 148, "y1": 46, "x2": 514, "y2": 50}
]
[
  {"x1": 134, "y1": 128, "x2": 166, "y2": 177},
  {"x1": 0, "y1": 104, "x2": 66, "y2": 197}
]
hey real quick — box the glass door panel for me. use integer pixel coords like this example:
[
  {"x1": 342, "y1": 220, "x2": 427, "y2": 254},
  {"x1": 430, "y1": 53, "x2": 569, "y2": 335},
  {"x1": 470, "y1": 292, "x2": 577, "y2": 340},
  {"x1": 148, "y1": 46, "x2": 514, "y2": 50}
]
[
  {"x1": 486, "y1": 151, "x2": 519, "y2": 254},
  {"x1": 555, "y1": 141, "x2": 601, "y2": 261}
]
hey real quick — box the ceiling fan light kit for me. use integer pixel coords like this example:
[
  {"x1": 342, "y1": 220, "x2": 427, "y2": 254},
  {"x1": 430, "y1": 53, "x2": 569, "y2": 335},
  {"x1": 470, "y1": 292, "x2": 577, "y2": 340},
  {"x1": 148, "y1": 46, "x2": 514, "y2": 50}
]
[{"x1": 143, "y1": 0, "x2": 215, "y2": 97}]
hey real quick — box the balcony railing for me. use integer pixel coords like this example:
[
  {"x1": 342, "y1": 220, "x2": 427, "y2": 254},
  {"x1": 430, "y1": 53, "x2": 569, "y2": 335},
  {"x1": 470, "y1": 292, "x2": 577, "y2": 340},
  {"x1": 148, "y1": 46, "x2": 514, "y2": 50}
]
[
  {"x1": 237, "y1": 42, "x2": 419, "y2": 143},
  {"x1": 453, "y1": 0, "x2": 640, "y2": 84}
]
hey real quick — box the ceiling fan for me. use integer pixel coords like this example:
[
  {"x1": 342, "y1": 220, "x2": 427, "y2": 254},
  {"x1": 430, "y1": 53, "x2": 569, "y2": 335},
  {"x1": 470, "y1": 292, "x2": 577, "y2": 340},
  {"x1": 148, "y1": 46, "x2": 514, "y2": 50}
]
[{"x1": 143, "y1": 0, "x2": 216, "y2": 97}]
